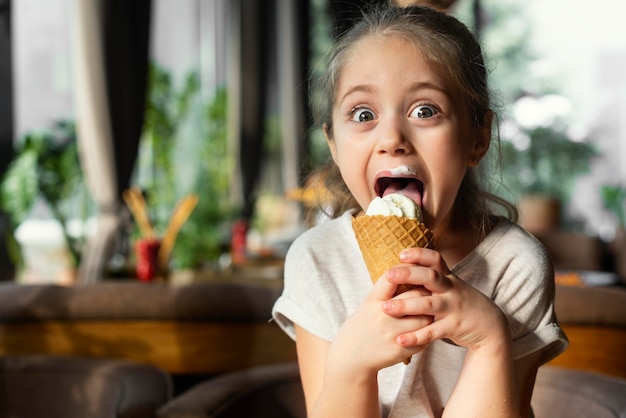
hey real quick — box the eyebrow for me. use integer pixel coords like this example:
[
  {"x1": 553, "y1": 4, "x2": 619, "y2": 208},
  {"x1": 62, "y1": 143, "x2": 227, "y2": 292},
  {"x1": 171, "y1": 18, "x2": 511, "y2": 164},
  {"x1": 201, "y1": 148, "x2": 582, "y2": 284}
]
[
  {"x1": 338, "y1": 84, "x2": 374, "y2": 107},
  {"x1": 338, "y1": 81, "x2": 451, "y2": 107}
]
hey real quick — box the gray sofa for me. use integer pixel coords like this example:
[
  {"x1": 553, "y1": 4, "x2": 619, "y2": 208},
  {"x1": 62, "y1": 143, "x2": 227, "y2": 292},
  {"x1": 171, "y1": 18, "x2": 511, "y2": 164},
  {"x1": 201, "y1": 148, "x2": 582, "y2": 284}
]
[
  {"x1": 3, "y1": 356, "x2": 625, "y2": 418},
  {"x1": 1, "y1": 280, "x2": 625, "y2": 417}
]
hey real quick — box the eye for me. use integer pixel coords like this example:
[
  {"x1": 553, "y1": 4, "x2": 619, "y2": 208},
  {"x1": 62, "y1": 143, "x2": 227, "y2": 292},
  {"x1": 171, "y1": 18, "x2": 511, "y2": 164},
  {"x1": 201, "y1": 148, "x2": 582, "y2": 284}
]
[
  {"x1": 351, "y1": 107, "x2": 376, "y2": 122},
  {"x1": 410, "y1": 105, "x2": 438, "y2": 119}
]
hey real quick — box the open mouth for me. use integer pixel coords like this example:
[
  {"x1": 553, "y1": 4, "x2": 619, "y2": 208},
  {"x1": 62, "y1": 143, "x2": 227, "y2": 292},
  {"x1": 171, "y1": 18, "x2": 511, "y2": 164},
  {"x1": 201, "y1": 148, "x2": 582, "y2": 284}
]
[{"x1": 375, "y1": 177, "x2": 424, "y2": 206}]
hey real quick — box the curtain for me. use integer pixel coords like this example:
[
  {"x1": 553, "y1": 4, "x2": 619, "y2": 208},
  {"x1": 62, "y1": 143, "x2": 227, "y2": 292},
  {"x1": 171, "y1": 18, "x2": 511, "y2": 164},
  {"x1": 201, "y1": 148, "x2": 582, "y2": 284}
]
[
  {"x1": 0, "y1": 0, "x2": 12, "y2": 176},
  {"x1": 231, "y1": 0, "x2": 311, "y2": 221},
  {"x1": 0, "y1": 0, "x2": 13, "y2": 281},
  {"x1": 236, "y1": 0, "x2": 271, "y2": 221},
  {"x1": 72, "y1": 0, "x2": 151, "y2": 283},
  {"x1": 277, "y1": 0, "x2": 310, "y2": 191}
]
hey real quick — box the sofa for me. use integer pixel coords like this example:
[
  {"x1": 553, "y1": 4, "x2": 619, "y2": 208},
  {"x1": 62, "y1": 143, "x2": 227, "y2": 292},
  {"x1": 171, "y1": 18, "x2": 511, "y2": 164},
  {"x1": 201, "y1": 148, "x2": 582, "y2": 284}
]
[
  {"x1": 1, "y1": 276, "x2": 625, "y2": 417},
  {"x1": 2, "y1": 356, "x2": 625, "y2": 418}
]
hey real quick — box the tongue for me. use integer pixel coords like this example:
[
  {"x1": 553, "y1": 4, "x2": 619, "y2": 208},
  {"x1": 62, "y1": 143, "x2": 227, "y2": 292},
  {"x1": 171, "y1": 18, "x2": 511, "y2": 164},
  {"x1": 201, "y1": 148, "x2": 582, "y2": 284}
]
[{"x1": 382, "y1": 181, "x2": 422, "y2": 207}]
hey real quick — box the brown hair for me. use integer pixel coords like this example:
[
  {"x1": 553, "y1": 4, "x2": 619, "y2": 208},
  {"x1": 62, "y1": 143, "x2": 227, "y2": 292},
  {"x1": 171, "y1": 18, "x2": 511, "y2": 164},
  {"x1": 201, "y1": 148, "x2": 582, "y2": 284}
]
[{"x1": 308, "y1": 5, "x2": 516, "y2": 235}]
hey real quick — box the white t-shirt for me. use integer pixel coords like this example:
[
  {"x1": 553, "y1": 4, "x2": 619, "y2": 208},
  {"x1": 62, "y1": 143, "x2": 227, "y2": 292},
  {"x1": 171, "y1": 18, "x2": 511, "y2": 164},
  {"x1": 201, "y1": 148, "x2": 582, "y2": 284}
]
[{"x1": 272, "y1": 210, "x2": 568, "y2": 417}]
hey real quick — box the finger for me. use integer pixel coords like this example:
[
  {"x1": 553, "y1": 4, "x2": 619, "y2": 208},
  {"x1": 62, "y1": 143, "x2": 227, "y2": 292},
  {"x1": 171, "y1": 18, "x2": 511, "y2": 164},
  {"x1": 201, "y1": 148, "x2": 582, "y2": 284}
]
[
  {"x1": 396, "y1": 321, "x2": 444, "y2": 347},
  {"x1": 399, "y1": 314, "x2": 434, "y2": 335},
  {"x1": 399, "y1": 247, "x2": 449, "y2": 272},
  {"x1": 383, "y1": 294, "x2": 444, "y2": 318},
  {"x1": 387, "y1": 264, "x2": 452, "y2": 295},
  {"x1": 371, "y1": 270, "x2": 404, "y2": 300},
  {"x1": 395, "y1": 285, "x2": 431, "y2": 298}
]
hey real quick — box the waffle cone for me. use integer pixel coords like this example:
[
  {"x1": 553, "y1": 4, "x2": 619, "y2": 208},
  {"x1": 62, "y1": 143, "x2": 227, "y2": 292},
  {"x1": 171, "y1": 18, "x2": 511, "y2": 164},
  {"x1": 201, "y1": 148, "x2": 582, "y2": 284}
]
[
  {"x1": 352, "y1": 215, "x2": 434, "y2": 286},
  {"x1": 353, "y1": 214, "x2": 434, "y2": 365}
]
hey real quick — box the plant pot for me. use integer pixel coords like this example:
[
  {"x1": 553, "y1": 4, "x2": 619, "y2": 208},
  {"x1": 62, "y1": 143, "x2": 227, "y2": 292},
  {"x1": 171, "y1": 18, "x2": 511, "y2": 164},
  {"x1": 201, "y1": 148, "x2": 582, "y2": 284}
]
[{"x1": 518, "y1": 194, "x2": 562, "y2": 235}]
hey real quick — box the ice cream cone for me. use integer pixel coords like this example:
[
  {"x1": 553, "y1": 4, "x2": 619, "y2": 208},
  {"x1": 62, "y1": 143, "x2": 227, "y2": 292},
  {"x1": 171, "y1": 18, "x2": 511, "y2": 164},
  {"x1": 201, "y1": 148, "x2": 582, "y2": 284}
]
[
  {"x1": 353, "y1": 213, "x2": 434, "y2": 365},
  {"x1": 352, "y1": 215, "x2": 434, "y2": 290}
]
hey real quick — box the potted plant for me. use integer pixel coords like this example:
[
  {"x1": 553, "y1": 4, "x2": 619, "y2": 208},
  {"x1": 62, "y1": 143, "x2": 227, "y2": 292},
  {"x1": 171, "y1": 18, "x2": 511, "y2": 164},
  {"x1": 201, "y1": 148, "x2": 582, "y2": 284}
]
[
  {"x1": 0, "y1": 120, "x2": 87, "y2": 278},
  {"x1": 498, "y1": 95, "x2": 599, "y2": 233},
  {"x1": 166, "y1": 86, "x2": 237, "y2": 270},
  {"x1": 137, "y1": 62, "x2": 236, "y2": 273}
]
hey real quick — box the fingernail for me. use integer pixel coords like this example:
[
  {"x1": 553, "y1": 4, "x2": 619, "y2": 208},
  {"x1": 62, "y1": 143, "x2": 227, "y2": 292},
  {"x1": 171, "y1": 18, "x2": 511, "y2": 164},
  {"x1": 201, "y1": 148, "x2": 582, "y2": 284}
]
[
  {"x1": 383, "y1": 300, "x2": 394, "y2": 311},
  {"x1": 399, "y1": 250, "x2": 409, "y2": 261}
]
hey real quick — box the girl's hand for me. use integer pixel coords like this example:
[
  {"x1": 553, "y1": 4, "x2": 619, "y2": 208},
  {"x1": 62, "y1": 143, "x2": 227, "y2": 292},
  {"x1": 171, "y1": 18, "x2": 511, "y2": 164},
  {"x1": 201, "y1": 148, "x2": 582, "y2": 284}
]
[
  {"x1": 328, "y1": 274, "x2": 433, "y2": 376},
  {"x1": 383, "y1": 247, "x2": 509, "y2": 353}
]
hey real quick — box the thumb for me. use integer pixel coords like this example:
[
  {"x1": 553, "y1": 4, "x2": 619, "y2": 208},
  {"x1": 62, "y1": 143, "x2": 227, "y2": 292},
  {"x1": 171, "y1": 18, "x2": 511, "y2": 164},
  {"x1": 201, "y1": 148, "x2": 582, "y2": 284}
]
[{"x1": 371, "y1": 270, "x2": 400, "y2": 300}]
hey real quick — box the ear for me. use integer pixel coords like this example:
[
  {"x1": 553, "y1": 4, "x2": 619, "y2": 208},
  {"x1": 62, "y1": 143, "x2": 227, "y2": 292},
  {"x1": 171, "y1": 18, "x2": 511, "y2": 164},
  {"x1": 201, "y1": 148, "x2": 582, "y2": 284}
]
[
  {"x1": 468, "y1": 110, "x2": 493, "y2": 167},
  {"x1": 323, "y1": 122, "x2": 339, "y2": 164}
]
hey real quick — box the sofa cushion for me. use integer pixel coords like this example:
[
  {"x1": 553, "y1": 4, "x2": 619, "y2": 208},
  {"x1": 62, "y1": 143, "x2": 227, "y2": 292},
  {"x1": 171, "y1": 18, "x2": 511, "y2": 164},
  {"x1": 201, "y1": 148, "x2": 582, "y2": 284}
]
[
  {"x1": 532, "y1": 366, "x2": 626, "y2": 418},
  {"x1": 157, "y1": 362, "x2": 305, "y2": 418},
  {"x1": 0, "y1": 354, "x2": 172, "y2": 418}
]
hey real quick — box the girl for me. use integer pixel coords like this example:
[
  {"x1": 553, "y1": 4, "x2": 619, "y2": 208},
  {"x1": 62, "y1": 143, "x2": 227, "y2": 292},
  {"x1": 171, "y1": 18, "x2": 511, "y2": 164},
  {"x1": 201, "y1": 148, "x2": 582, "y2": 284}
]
[{"x1": 272, "y1": 5, "x2": 568, "y2": 417}]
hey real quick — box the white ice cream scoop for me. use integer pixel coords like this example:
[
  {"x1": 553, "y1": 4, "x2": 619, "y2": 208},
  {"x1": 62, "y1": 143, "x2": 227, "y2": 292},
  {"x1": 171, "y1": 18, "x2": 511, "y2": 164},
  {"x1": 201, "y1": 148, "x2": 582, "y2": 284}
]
[{"x1": 365, "y1": 193, "x2": 423, "y2": 222}]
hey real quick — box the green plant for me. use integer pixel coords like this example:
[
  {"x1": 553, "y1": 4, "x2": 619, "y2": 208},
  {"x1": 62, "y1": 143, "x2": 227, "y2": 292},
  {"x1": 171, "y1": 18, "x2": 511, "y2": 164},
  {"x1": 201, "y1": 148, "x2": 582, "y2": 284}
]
[
  {"x1": 498, "y1": 125, "x2": 599, "y2": 204},
  {"x1": 141, "y1": 60, "x2": 200, "y2": 233},
  {"x1": 170, "y1": 87, "x2": 237, "y2": 269},
  {"x1": 138, "y1": 62, "x2": 236, "y2": 269},
  {"x1": 0, "y1": 120, "x2": 86, "y2": 269}
]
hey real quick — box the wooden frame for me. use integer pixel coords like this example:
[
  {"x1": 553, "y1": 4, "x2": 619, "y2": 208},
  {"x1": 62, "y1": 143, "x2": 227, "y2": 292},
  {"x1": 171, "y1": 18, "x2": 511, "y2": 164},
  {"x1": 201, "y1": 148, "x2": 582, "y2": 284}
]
[
  {"x1": 0, "y1": 320, "x2": 297, "y2": 375},
  {"x1": 548, "y1": 324, "x2": 626, "y2": 379}
]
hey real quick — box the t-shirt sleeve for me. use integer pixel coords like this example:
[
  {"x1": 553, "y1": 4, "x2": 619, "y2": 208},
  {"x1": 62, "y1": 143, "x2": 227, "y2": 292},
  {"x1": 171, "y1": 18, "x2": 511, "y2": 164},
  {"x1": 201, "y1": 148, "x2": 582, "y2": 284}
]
[
  {"x1": 493, "y1": 232, "x2": 569, "y2": 364},
  {"x1": 272, "y1": 213, "x2": 367, "y2": 343},
  {"x1": 271, "y1": 228, "x2": 339, "y2": 343}
]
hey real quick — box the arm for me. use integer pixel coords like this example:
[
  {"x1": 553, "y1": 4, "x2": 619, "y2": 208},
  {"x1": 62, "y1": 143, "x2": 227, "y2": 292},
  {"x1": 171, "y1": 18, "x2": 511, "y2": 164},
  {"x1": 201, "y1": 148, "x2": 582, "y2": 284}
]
[
  {"x1": 443, "y1": 315, "x2": 542, "y2": 417},
  {"x1": 295, "y1": 276, "x2": 433, "y2": 418},
  {"x1": 385, "y1": 247, "x2": 539, "y2": 417},
  {"x1": 295, "y1": 325, "x2": 380, "y2": 418},
  {"x1": 514, "y1": 351, "x2": 542, "y2": 417}
]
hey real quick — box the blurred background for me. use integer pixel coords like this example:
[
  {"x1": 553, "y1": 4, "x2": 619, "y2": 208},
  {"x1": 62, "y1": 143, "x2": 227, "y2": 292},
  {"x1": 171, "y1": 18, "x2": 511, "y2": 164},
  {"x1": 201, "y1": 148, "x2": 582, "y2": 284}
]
[{"x1": 0, "y1": 0, "x2": 625, "y2": 284}]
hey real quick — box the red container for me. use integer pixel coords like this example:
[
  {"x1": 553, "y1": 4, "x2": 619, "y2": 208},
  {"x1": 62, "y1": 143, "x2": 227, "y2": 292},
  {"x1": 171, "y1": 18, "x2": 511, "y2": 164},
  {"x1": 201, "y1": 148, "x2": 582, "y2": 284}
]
[
  {"x1": 135, "y1": 238, "x2": 161, "y2": 282},
  {"x1": 231, "y1": 219, "x2": 248, "y2": 265}
]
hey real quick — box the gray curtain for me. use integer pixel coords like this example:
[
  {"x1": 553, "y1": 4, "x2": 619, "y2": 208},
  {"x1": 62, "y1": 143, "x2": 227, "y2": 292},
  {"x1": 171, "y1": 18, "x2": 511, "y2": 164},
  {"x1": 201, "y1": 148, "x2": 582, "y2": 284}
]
[
  {"x1": 0, "y1": 0, "x2": 13, "y2": 281},
  {"x1": 0, "y1": 0, "x2": 12, "y2": 178},
  {"x1": 230, "y1": 0, "x2": 310, "y2": 221},
  {"x1": 277, "y1": 0, "x2": 309, "y2": 193},
  {"x1": 234, "y1": 0, "x2": 271, "y2": 221},
  {"x1": 72, "y1": 0, "x2": 151, "y2": 283}
]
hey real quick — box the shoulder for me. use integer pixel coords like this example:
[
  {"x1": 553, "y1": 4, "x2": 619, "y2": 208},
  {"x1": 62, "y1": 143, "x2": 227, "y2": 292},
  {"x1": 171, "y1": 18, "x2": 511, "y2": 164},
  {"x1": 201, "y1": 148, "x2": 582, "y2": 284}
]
[
  {"x1": 283, "y1": 210, "x2": 365, "y2": 290},
  {"x1": 483, "y1": 218, "x2": 552, "y2": 268},
  {"x1": 458, "y1": 218, "x2": 554, "y2": 299}
]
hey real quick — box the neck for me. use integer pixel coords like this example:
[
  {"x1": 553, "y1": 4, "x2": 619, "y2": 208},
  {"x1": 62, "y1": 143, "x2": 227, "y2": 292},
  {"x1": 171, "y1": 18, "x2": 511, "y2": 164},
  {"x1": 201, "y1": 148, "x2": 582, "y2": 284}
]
[{"x1": 433, "y1": 215, "x2": 486, "y2": 268}]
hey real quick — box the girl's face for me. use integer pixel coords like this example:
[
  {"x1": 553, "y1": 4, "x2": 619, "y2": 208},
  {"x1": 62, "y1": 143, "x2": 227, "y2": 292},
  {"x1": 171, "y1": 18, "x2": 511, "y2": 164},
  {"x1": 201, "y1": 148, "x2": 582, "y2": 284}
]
[{"x1": 325, "y1": 35, "x2": 490, "y2": 232}]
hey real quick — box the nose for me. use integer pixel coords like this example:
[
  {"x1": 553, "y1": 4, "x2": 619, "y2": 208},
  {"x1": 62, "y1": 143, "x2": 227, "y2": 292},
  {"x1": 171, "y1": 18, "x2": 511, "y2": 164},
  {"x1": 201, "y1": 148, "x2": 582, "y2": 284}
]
[{"x1": 376, "y1": 117, "x2": 413, "y2": 155}]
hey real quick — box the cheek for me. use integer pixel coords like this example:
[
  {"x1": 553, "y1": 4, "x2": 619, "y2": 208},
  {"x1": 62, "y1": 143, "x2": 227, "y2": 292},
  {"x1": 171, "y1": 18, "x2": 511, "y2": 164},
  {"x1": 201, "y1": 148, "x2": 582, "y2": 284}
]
[
  {"x1": 426, "y1": 144, "x2": 469, "y2": 215},
  {"x1": 333, "y1": 141, "x2": 371, "y2": 210}
]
